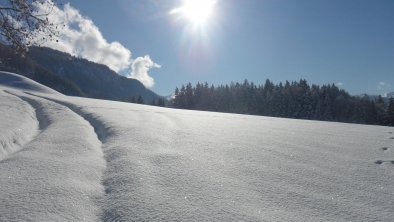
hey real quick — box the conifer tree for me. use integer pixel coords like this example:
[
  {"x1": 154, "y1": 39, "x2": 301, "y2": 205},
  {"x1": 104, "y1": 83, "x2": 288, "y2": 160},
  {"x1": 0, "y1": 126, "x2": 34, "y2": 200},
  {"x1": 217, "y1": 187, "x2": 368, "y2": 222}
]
[
  {"x1": 137, "y1": 95, "x2": 144, "y2": 104},
  {"x1": 384, "y1": 98, "x2": 394, "y2": 126},
  {"x1": 171, "y1": 79, "x2": 389, "y2": 126}
]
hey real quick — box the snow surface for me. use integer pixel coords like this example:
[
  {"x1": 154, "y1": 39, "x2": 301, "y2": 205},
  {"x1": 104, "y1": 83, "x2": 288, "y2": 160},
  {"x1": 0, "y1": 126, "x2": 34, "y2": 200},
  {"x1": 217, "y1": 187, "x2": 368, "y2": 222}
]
[{"x1": 1, "y1": 71, "x2": 394, "y2": 221}]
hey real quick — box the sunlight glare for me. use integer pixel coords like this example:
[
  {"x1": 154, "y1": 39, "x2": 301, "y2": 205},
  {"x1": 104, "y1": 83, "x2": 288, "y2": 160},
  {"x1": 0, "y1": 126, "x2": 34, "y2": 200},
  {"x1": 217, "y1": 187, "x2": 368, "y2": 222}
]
[{"x1": 170, "y1": 0, "x2": 217, "y2": 27}]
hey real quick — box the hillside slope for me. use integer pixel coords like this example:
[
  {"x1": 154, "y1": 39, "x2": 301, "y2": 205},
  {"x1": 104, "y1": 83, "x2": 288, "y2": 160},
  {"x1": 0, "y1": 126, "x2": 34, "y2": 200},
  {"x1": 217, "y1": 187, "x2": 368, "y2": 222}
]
[
  {"x1": 0, "y1": 44, "x2": 159, "y2": 102},
  {"x1": 0, "y1": 71, "x2": 393, "y2": 221},
  {"x1": 28, "y1": 47, "x2": 159, "y2": 102},
  {"x1": 0, "y1": 44, "x2": 83, "y2": 96}
]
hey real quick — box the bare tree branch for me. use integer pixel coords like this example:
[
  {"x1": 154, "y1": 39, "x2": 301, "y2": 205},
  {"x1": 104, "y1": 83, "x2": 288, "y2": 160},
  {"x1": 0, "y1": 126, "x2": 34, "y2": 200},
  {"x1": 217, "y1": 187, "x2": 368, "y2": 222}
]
[{"x1": 0, "y1": 0, "x2": 59, "y2": 55}]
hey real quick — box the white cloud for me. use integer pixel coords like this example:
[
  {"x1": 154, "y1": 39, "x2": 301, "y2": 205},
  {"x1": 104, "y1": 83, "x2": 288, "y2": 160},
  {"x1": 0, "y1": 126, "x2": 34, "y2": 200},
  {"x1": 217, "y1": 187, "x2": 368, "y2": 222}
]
[
  {"x1": 335, "y1": 82, "x2": 343, "y2": 87},
  {"x1": 377, "y1": 81, "x2": 392, "y2": 97},
  {"x1": 129, "y1": 55, "x2": 161, "y2": 88},
  {"x1": 32, "y1": 1, "x2": 160, "y2": 88},
  {"x1": 377, "y1": 81, "x2": 391, "y2": 91}
]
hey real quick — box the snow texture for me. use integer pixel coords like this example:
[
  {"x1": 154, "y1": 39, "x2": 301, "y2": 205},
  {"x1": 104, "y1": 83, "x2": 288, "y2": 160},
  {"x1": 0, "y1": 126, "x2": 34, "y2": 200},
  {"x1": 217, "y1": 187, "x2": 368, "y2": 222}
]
[{"x1": 1, "y1": 71, "x2": 394, "y2": 221}]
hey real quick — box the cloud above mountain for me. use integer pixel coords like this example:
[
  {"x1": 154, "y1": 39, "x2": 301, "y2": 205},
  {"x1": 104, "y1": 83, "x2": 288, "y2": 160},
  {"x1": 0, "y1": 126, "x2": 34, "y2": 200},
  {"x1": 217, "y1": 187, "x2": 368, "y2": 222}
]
[
  {"x1": 33, "y1": 2, "x2": 160, "y2": 88},
  {"x1": 130, "y1": 56, "x2": 161, "y2": 88},
  {"x1": 377, "y1": 81, "x2": 391, "y2": 96}
]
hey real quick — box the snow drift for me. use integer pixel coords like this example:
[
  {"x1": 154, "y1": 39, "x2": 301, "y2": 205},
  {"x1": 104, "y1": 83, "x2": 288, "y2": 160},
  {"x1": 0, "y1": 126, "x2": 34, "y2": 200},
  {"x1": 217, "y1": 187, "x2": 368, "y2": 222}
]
[{"x1": 0, "y1": 71, "x2": 393, "y2": 221}]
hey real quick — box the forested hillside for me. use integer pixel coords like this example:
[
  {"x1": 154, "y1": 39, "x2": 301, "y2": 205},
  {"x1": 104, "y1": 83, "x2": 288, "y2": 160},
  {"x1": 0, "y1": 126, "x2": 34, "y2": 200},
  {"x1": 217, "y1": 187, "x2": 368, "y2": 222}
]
[
  {"x1": 28, "y1": 47, "x2": 159, "y2": 102},
  {"x1": 172, "y1": 79, "x2": 394, "y2": 126},
  {"x1": 0, "y1": 44, "x2": 159, "y2": 102},
  {"x1": 0, "y1": 44, "x2": 83, "y2": 96}
]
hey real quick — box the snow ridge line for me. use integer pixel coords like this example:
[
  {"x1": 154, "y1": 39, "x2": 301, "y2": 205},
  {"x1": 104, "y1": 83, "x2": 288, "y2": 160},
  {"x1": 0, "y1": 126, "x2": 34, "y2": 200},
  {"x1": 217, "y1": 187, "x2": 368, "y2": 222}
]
[
  {"x1": 24, "y1": 92, "x2": 112, "y2": 220},
  {"x1": 1, "y1": 90, "x2": 49, "y2": 161},
  {"x1": 2, "y1": 91, "x2": 107, "y2": 221},
  {"x1": 25, "y1": 92, "x2": 110, "y2": 142},
  {"x1": 5, "y1": 91, "x2": 49, "y2": 131}
]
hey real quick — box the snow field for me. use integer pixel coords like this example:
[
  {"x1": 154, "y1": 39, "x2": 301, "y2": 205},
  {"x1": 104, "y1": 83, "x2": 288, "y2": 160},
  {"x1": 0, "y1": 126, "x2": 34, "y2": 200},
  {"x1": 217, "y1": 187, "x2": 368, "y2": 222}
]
[
  {"x1": 0, "y1": 87, "x2": 105, "y2": 221},
  {"x1": 0, "y1": 90, "x2": 38, "y2": 160},
  {"x1": 1, "y1": 71, "x2": 394, "y2": 221}
]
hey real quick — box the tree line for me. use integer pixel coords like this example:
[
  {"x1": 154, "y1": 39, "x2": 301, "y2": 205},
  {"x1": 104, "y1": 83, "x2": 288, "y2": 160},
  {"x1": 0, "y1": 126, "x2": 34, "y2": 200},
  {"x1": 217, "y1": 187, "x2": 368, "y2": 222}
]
[
  {"x1": 171, "y1": 79, "x2": 394, "y2": 126},
  {"x1": 123, "y1": 95, "x2": 166, "y2": 107}
]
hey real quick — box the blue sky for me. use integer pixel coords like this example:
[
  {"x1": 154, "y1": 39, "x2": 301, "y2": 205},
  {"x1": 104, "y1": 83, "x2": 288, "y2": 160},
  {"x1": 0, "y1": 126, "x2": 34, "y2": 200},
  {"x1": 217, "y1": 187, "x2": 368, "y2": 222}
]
[{"x1": 62, "y1": 0, "x2": 393, "y2": 96}]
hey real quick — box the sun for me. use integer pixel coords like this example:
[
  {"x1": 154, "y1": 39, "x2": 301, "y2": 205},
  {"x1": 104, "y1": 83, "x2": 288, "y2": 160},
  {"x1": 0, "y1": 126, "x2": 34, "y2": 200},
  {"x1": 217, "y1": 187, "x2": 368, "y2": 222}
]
[{"x1": 170, "y1": 0, "x2": 217, "y2": 27}]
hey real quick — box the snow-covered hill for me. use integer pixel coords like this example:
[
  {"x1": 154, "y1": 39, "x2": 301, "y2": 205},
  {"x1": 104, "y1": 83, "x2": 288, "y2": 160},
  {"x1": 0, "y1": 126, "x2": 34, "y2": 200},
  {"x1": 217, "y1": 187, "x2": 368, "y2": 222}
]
[{"x1": 1, "y1": 71, "x2": 393, "y2": 221}]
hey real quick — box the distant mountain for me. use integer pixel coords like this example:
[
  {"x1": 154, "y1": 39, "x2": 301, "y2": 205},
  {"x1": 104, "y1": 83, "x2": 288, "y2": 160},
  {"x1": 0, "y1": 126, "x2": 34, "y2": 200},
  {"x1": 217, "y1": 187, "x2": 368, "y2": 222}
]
[
  {"x1": 386, "y1": 92, "x2": 394, "y2": 98},
  {"x1": 362, "y1": 93, "x2": 393, "y2": 103},
  {"x1": 0, "y1": 44, "x2": 83, "y2": 96},
  {"x1": 28, "y1": 47, "x2": 159, "y2": 102},
  {"x1": 0, "y1": 44, "x2": 159, "y2": 103}
]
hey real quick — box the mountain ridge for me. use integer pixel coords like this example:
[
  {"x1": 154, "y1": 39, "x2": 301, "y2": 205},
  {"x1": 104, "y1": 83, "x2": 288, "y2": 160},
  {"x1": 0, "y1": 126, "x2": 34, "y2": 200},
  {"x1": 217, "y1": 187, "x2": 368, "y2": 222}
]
[{"x1": 0, "y1": 44, "x2": 159, "y2": 102}]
